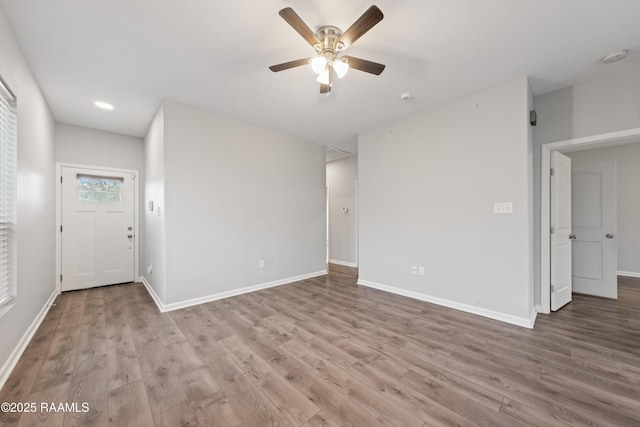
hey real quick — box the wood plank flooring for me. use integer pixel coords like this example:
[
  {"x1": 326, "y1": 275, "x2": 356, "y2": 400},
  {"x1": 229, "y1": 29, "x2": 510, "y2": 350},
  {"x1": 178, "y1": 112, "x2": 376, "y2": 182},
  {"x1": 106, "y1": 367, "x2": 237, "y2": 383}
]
[{"x1": 2, "y1": 265, "x2": 640, "y2": 426}]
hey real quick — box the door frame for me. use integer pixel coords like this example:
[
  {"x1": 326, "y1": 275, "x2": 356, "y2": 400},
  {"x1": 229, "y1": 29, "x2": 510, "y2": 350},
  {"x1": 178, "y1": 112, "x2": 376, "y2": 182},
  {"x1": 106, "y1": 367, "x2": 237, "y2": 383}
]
[
  {"x1": 539, "y1": 127, "x2": 640, "y2": 313},
  {"x1": 56, "y1": 162, "x2": 140, "y2": 294},
  {"x1": 326, "y1": 186, "x2": 330, "y2": 265},
  {"x1": 355, "y1": 180, "x2": 359, "y2": 267}
]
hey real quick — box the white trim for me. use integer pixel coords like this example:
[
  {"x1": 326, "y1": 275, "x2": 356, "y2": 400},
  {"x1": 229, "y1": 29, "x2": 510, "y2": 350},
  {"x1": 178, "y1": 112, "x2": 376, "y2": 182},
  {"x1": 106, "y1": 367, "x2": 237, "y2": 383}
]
[
  {"x1": 139, "y1": 276, "x2": 164, "y2": 312},
  {"x1": 357, "y1": 279, "x2": 536, "y2": 328},
  {"x1": 618, "y1": 271, "x2": 640, "y2": 279},
  {"x1": 355, "y1": 179, "x2": 359, "y2": 267},
  {"x1": 326, "y1": 186, "x2": 330, "y2": 264},
  {"x1": 529, "y1": 307, "x2": 538, "y2": 327},
  {"x1": 539, "y1": 127, "x2": 640, "y2": 314},
  {"x1": 141, "y1": 270, "x2": 328, "y2": 313},
  {"x1": 329, "y1": 259, "x2": 357, "y2": 268},
  {"x1": 0, "y1": 290, "x2": 57, "y2": 389},
  {"x1": 56, "y1": 163, "x2": 140, "y2": 293}
]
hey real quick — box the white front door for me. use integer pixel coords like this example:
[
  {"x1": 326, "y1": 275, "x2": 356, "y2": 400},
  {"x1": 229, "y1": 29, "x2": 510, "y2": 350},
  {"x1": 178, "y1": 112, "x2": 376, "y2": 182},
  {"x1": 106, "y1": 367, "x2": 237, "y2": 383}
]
[
  {"x1": 551, "y1": 151, "x2": 572, "y2": 311},
  {"x1": 61, "y1": 167, "x2": 135, "y2": 291},
  {"x1": 571, "y1": 159, "x2": 617, "y2": 298}
]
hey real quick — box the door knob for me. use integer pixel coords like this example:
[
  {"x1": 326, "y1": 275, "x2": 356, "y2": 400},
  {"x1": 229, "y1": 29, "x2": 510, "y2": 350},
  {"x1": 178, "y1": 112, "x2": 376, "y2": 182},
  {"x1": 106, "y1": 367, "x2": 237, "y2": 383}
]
[
  {"x1": 127, "y1": 234, "x2": 133, "y2": 239},
  {"x1": 606, "y1": 233, "x2": 614, "y2": 239},
  {"x1": 569, "y1": 234, "x2": 576, "y2": 240}
]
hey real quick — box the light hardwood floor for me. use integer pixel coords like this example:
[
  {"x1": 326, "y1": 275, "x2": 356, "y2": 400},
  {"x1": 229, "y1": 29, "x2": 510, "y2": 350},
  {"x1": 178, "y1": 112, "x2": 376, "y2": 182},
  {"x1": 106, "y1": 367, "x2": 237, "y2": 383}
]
[{"x1": 1, "y1": 265, "x2": 640, "y2": 426}]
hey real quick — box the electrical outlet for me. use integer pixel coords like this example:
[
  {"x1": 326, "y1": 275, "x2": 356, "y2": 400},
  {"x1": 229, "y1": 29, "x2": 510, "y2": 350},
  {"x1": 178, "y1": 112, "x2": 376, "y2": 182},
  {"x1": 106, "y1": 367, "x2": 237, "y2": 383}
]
[
  {"x1": 418, "y1": 266, "x2": 425, "y2": 276},
  {"x1": 259, "y1": 260, "x2": 265, "y2": 269},
  {"x1": 411, "y1": 266, "x2": 418, "y2": 274},
  {"x1": 147, "y1": 263, "x2": 153, "y2": 274}
]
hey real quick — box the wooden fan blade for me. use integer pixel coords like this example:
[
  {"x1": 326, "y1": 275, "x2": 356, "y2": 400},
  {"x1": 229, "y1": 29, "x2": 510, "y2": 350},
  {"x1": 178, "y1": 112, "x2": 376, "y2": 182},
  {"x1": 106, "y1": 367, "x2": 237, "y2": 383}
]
[
  {"x1": 279, "y1": 8, "x2": 319, "y2": 47},
  {"x1": 269, "y1": 58, "x2": 311, "y2": 72},
  {"x1": 338, "y1": 6, "x2": 383, "y2": 48},
  {"x1": 342, "y1": 56, "x2": 385, "y2": 75},
  {"x1": 320, "y1": 84, "x2": 331, "y2": 94}
]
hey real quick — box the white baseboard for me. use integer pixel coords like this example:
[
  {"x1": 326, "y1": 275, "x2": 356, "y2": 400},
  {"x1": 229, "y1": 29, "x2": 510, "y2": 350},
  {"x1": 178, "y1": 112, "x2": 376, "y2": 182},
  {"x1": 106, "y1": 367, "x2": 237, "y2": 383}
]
[
  {"x1": 618, "y1": 270, "x2": 640, "y2": 279},
  {"x1": 140, "y1": 270, "x2": 328, "y2": 313},
  {"x1": 329, "y1": 259, "x2": 358, "y2": 268},
  {"x1": 139, "y1": 276, "x2": 164, "y2": 313},
  {"x1": 357, "y1": 279, "x2": 536, "y2": 329},
  {"x1": 0, "y1": 290, "x2": 58, "y2": 389},
  {"x1": 529, "y1": 307, "x2": 538, "y2": 326}
]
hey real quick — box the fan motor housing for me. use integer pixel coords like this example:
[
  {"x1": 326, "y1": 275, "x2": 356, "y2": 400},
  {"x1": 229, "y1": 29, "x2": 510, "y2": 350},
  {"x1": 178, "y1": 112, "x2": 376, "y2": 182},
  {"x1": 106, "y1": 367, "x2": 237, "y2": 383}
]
[{"x1": 314, "y1": 26, "x2": 345, "y2": 56}]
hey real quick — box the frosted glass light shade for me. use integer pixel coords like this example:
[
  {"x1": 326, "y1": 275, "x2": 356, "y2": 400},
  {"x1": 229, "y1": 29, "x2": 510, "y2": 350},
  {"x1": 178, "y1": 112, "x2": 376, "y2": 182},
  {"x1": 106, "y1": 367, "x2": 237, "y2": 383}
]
[
  {"x1": 316, "y1": 68, "x2": 330, "y2": 84},
  {"x1": 333, "y1": 59, "x2": 349, "y2": 78},
  {"x1": 311, "y1": 56, "x2": 327, "y2": 74}
]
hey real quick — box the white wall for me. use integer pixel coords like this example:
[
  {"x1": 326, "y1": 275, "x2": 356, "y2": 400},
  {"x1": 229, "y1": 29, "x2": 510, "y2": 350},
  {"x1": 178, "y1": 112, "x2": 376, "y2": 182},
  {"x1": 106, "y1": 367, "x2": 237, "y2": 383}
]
[
  {"x1": 0, "y1": 8, "x2": 56, "y2": 384},
  {"x1": 143, "y1": 106, "x2": 166, "y2": 302},
  {"x1": 55, "y1": 123, "x2": 145, "y2": 275},
  {"x1": 533, "y1": 68, "x2": 640, "y2": 305},
  {"x1": 566, "y1": 143, "x2": 640, "y2": 276},
  {"x1": 155, "y1": 100, "x2": 327, "y2": 306},
  {"x1": 534, "y1": 68, "x2": 640, "y2": 145},
  {"x1": 358, "y1": 77, "x2": 534, "y2": 325},
  {"x1": 326, "y1": 155, "x2": 358, "y2": 266},
  {"x1": 56, "y1": 123, "x2": 144, "y2": 171}
]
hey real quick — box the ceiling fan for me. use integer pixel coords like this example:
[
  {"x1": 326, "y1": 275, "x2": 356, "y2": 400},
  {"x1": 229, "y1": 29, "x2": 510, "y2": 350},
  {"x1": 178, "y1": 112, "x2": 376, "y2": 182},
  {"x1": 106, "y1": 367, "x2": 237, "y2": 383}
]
[{"x1": 269, "y1": 6, "x2": 385, "y2": 94}]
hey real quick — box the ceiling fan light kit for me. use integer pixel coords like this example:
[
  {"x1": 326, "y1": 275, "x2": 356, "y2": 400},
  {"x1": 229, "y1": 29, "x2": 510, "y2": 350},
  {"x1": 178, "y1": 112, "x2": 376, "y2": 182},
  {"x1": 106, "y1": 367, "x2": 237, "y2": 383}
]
[{"x1": 269, "y1": 5, "x2": 386, "y2": 94}]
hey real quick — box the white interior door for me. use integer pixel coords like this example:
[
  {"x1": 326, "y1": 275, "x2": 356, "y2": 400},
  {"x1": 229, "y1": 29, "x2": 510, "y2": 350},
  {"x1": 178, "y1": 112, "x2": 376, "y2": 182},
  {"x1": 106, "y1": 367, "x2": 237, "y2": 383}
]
[
  {"x1": 61, "y1": 167, "x2": 135, "y2": 291},
  {"x1": 551, "y1": 151, "x2": 572, "y2": 311},
  {"x1": 571, "y1": 159, "x2": 617, "y2": 298}
]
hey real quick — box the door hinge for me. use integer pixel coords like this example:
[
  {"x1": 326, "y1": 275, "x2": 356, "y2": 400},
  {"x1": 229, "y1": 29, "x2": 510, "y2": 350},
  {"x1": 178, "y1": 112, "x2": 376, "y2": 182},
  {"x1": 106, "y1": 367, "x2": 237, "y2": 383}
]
[
  {"x1": 60, "y1": 225, "x2": 63, "y2": 233},
  {"x1": 61, "y1": 176, "x2": 63, "y2": 183},
  {"x1": 551, "y1": 285, "x2": 555, "y2": 292},
  {"x1": 550, "y1": 226, "x2": 555, "y2": 234},
  {"x1": 60, "y1": 274, "x2": 62, "y2": 282},
  {"x1": 550, "y1": 168, "x2": 555, "y2": 176}
]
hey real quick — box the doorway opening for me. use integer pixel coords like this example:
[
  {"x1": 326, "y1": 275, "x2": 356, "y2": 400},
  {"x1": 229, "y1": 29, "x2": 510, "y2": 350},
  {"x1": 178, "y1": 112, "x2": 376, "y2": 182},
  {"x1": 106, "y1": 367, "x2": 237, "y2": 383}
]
[
  {"x1": 540, "y1": 127, "x2": 640, "y2": 313},
  {"x1": 326, "y1": 155, "x2": 359, "y2": 268}
]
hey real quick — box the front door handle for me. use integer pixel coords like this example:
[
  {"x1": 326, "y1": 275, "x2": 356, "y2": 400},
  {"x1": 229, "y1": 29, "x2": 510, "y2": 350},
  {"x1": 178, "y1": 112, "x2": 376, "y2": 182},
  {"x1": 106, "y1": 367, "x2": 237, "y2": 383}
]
[{"x1": 606, "y1": 233, "x2": 614, "y2": 239}]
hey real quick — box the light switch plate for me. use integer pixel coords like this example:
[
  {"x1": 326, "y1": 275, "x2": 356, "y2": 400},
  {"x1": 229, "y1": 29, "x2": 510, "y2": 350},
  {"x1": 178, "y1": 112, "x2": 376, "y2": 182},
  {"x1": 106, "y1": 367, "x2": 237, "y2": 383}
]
[{"x1": 493, "y1": 202, "x2": 513, "y2": 214}]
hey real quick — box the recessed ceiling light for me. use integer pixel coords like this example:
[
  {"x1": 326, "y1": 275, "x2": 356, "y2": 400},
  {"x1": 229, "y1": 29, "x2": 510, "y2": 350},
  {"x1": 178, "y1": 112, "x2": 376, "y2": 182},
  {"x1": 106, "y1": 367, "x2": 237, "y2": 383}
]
[
  {"x1": 601, "y1": 50, "x2": 628, "y2": 64},
  {"x1": 94, "y1": 101, "x2": 114, "y2": 110}
]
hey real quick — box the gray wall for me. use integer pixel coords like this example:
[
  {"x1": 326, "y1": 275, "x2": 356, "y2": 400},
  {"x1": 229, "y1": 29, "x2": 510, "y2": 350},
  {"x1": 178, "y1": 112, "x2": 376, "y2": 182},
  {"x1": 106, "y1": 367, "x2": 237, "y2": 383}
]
[
  {"x1": 566, "y1": 143, "x2": 640, "y2": 276},
  {"x1": 326, "y1": 155, "x2": 358, "y2": 266},
  {"x1": 533, "y1": 68, "x2": 640, "y2": 305},
  {"x1": 55, "y1": 123, "x2": 146, "y2": 276},
  {"x1": 0, "y1": 8, "x2": 56, "y2": 384},
  {"x1": 358, "y1": 77, "x2": 534, "y2": 323},
  {"x1": 143, "y1": 105, "x2": 166, "y2": 302},
  {"x1": 144, "y1": 100, "x2": 327, "y2": 306}
]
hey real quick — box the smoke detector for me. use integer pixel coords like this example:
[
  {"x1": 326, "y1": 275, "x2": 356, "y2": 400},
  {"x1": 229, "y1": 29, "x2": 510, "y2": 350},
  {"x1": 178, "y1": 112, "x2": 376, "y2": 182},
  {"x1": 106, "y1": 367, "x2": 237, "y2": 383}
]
[{"x1": 601, "y1": 50, "x2": 628, "y2": 64}]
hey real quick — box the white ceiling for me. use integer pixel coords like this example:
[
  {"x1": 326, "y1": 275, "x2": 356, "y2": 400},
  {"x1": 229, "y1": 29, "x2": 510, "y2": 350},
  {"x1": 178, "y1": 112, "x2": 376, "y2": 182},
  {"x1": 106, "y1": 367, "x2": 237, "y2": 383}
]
[{"x1": 2, "y1": 0, "x2": 640, "y2": 153}]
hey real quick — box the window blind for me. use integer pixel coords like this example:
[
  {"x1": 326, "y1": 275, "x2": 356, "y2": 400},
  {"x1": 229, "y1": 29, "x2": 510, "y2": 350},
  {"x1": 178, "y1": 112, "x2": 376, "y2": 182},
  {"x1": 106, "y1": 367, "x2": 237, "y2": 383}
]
[{"x1": 0, "y1": 76, "x2": 17, "y2": 308}]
